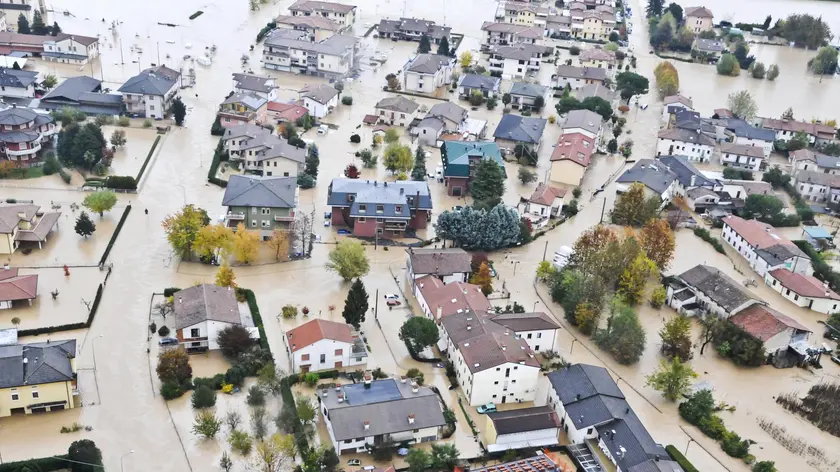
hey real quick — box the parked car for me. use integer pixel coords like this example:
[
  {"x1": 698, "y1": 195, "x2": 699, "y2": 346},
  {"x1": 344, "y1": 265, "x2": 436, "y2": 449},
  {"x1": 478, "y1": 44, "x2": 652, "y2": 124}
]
[
  {"x1": 452, "y1": 205, "x2": 463, "y2": 212},
  {"x1": 337, "y1": 229, "x2": 351, "y2": 235},
  {"x1": 347, "y1": 459, "x2": 361, "y2": 467},
  {"x1": 476, "y1": 403, "x2": 497, "y2": 414},
  {"x1": 324, "y1": 211, "x2": 331, "y2": 219},
  {"x1": 386, "y1": 300, "x2": 402, "y2": 307},
  {"x1": 317, "y1": 125, "x2": 329, "y2": 135},
  {"x1": 384, "y1": 294, "x2": 399, "y2": 300},
  {"x1": 831, "y1": 355, "x2": 840, "y2": 365},
  {"x1": 159, "y1": 337, "x2": 179, "y2": 346}
]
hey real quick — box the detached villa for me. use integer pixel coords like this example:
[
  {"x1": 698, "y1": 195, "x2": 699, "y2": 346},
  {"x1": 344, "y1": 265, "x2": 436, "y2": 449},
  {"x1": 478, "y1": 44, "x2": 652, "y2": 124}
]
[
  {"x1": 327, "y1": 179, "x2": 432, "y2": 238},
  {"x1": 222, "y1": 124, "x2": 306, "y2": 177},
  {"x1": 171, "y1": 284, "x2": 258, "y2": 352},
  {"x1": 440, "y1": 141, "x2": 504, "y2": 196},
  {"x1": 0, "y1": 338, "x2": 78, "y2": 417},
  {"x1": 118, "y1": 65, "x2": 181, "y2": 119},
  {"x1": 284, "y1": 319, "x2": 367, "y2": 373},
  {"x1": 222, "y1": 174, "x2": 298, "y2": 238},
  {"x1": 402, "y1": 53, "x2": 455, "y2": 94},
  {"x1": 0, "y1": 204, "x2": 61, "y2": 254}
]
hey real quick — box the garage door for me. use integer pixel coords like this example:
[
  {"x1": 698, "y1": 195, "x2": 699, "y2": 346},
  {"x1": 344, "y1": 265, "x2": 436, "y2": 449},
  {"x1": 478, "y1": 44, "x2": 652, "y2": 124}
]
[{"x1": 30, "y1": 407, "x2": 47, "y2": 414}]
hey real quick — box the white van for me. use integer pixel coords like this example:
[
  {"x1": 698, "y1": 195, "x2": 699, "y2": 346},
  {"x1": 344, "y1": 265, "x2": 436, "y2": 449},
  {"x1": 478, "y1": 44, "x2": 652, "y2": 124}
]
[{"x1": 317, "y1": 125, "x2": 329, "y2": 135}]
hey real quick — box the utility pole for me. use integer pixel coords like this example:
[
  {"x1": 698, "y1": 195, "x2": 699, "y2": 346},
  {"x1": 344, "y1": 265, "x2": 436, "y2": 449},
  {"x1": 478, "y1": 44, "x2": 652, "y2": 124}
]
[
  {"x1": 599, "y1": 197, "x2": 606, "y2": 223},
  {"x1": 119, "y1": 37, "x2": 124, "y2": 64},
  {"x1": 542, "y1": 240, "x2": 548, "y2": 261},
  {"x1": 156, "y1": 41, "x2": 161, "y2": 66},
  {"x1": 374, "y1": 289, "x2": 379, "y2": 321}
]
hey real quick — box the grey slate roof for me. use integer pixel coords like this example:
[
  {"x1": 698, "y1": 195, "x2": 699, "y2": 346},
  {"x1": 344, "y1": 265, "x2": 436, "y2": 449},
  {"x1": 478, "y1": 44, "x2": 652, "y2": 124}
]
[
  {"x1": 561, "y1": 109, "x2": 603, "y2": 134},
  {"x1": 555, "y1": 65, "x2": 606, "y2": 81},
  {"x1": 616, "y1": 159, "x2": 678, "y2": 195},
  {"x1": 488, "y1": 406, "x2": 559, "y2": 435},
  {"x1": 0, "y1": 106, "x2": 38, "y2": 126},
  {"x1": 302, "y1": 84, "x2": 339, "y2": 104},
  {"x1": 657, "y1": 127, "x2": 715, "y2": 146},
  {"x1": 405, "y1": 54, "x2": 452, "y2": 74},
  {"x1": 328, "y1": 179, "x2": 432, "y2": 218},
  {"x1": 118, "y1": 65, "x2": 180, "y2": 96},
  {"x1": 289, "y1": 0, "x2": 356, "y2": 14},
  {"x1": 693, "y1": 38, "x2": 724, "y2": 53},
  {"x1": 39, "y1": 76, "x2": 123, "y2": 114},
  {"x1": 172, "y1": 284, "x2": 242, "y2": 330},
  {"x1": 509, "y1": 82, "x2": 548, "y2": 99},
  {"x1": 322, "y1": 379, "x2": 446, "y2": 441},
  {"x1": 232, "y1": 73, "x2": 275, "y2": 93},
  {"x1": 726, "y1": 119, "x2": 776, "y2": 142},
  {"x1": 490, "y1": 312, "x2": 559, "y2": 331},
  {"x1": 0, "y1": 340, "x2": 76, "y2": 389},
  {"x1": 223, "y1": 175, "x2": 297, "y2": 209},
  {"x1": 0, "y1": 67, "x2": 37, "y2": 89},
  {"x1": 407, "y1": 248, "x2": 472, "y2": 276},
  {"x1": 493, "y1": 114, "x2": 546, "y2": 144},
  {"x1": 491, "y1": 43, "x2": 549, "y2": 60},
  {"x1": 375, "y1": 95, "x2": 419, "y2": 114},
  {"x1": 795, "y1": 169, "x2": 840, "y2": 188},
  {"x1": 222, "y1": 92, "x2": 268, "y2": 110},
  {"x1": 573, "y1": 83, "x2": 614, "y2": 102},
  {"x1": 223, "y1": 124, "x2": 306, "y2": 163},
  {"x1": 679, "y1": 265, "x2": 757, "y2": 313},
  {"x1": 459, "y1": 74, "x2": 501, "y2": 92},
  {"x1": 658, "y1": 155, "x2": 716, "y2": 188},
  {"x1": 427, "y1": 102, "x2": 467, "y2": 125},
  {"x1": 265, "y1": 31, "x2": 356, "y2": 56}
]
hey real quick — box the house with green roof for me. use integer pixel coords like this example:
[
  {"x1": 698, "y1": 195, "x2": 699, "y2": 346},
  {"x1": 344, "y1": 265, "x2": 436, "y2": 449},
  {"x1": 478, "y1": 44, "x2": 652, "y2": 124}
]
[{"x1": 440, "y1": 141, "x2": 505, "y2": 197}]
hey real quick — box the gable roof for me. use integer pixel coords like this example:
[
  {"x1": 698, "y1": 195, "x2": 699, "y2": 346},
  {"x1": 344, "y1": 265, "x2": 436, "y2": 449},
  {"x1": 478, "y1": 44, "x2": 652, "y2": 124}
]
[
  {"x1": 729, "y1": 304, "x2": 810, "y2": 342},
  {"x1": 301, "y1": 84, "x2": 339, "y2": 104},
  {"x1": 52, "y1": 33, "x2": 98, "y2": 46},
  {"x1": 0, "y1": 340, "x2": 76, "y2": 389},
  {"x1": 580, "y1": 48, "x2": 615, "y2": 63},
  {"x1": 375, "y1": 95, "x2": 420, "y2": 114},
  {"x1": 222, "y1": 91, "x2": 268, "y2": 110},
  {"x1": 0, "y1": 268, "x2": 37, "y2": 301},
  {"x1": 720, "y1": 143, "x2": 765, "y2": 159},
  {"x1": 0, "y1": 204, "x2": 39, "y2": 234},
  {"x1": 405, "y1": 54, "x2": 452, "y2": 74},
  {"x1": 794, "y1": 169, "x2": 840, "y2": 189},
  {"x1": 267, "y1": 102, "x2": 308, "y2": 122},
  {"x1": 658, "y1": 155, "x2": 716, "y2": 188},
  {"x1": 441, "y1": 140, "x2": 503, "y2": 176},
  {"x1": 762, "y1": 118, "x2": 834, "y2": 136},
  {"x1": 550, "y1": 132, "x2": 595, "y2": 167},
  {"x1": 491, "y1": 43, "x2": 550, "y2": 60},
  {"x1": 663, "y1": 95, "x2": 692, "y2": 108},
  {"x1": 459, "y1": 73, "x2": 502, "y2": 92},
  {"x1": 286, "y1": 319, "x2": 354, "y2": 352},
  {"x1": 488, "y1": 406, "x2": 560, "y2": 435},
  {"x1": 480, "y1": 22, "x2": 543, "y2": 38},
  {"x1": 491, "y1": 311, "x2": 560, "y2": 331},
  {"x1": 562, "y1": 109, "x2": 603, "y2": 134},
  {"x1": 418, "y1": 280, "x2": 491, "y2": 319},
  {"x1": 407, "y1": 248, "x2": 472, "y2": 277},
  {"x1": 0, "y1": 67, "x2": 37, "y2": 88},
  {"x1": 726, "y1": 119, "x2": 776, "y2": 141},
  {"x1": 494, "y1": 114, "x2": 546, "y2": 143},
  {"x1": 574, "y1": 83, "x2": 615, "y2": 102},
  {"x1": 171, "y1": 284, "x2": 242, "y2": 330},
  {"x1": 118, "y1": 65, "x2": 180, "y2": 96},
  {"x1": 275, "y1": 14, "x2": 341, "y2": 31},
  {"x1": 427, "y1": 102, "x2": 467, "y2": 125},
  {"x1": 289, "y1": 0, "x2": 356, "y2": 14},
  {"x1": 616, "y1": 159, "x2": 677, "y2": 194},
  {"x1": 232, "y1": 73, "x2": 276, "y2": 93},
  {"x1": 555, "y1": 65, "x2": 607, "y2": 81},
  {"x1": 768, "y1": 268, "x2": 840, "y2": 300},
  {"x1": 657, "y1": 127, "x2": 715, "y2": 146},
  {"x1": 685, "y1": 6, "x2": 713, "y2": 18},
  {"x1": 679, "y1": 265, "x2": 758, "y2": 313},
  {"x1": 509, "y1": 82, "x2": 548, "y2": 98},
  {"x1": 693, "y1": 38, "x2": 724, "y2": 52},
  {"x1": 722, "y1": 216, "x2": 807, "y2": 258},
  {"x1": 222, "y1": 175, "x2": 297, "y2": 208}
]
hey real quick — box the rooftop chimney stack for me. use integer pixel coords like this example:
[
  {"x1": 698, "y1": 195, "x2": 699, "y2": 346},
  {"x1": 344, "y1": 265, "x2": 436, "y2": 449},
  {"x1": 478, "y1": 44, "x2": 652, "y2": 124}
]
[
  {"x1": 363, "y1": 420, "x2": 370, "y2": 430},
  {"x1": 408, "y1": 414, "x2": 415, "y2": 424}
]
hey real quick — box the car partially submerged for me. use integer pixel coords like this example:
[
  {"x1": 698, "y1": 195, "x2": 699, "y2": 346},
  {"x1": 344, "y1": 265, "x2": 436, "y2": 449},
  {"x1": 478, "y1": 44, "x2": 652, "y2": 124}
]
[{"x1": 476, "y1": 403, "x2": 496, "y2": 414}]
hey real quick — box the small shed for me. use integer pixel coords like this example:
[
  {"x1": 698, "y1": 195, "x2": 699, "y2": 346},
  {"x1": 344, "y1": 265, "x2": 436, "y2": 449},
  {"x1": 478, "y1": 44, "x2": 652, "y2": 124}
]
[{"x1": 803, "y1": 226, "x2": 834, "y2": 248}]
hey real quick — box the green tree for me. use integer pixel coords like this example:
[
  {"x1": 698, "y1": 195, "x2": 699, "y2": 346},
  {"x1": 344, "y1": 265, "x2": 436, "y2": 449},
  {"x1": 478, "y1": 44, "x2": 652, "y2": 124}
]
[
  {"x1": 809, "y1": 46, "x2": 839, "y2": 75},
  {"x1": 752, "y1": 461, "x2": 777, "y2": 472},
  {"x1": 431, "y1": 444, "x2": 460, "y2": 470},
  {"x1": 67, "y1": 440, "x2": 103, "y2": 472},
  {"x1": 191, "y1": 385, "x2": 217, "y2": 409},
  {"x1": 156, "y1": 347, "x2": 192, "y2": 384},
  {"x1": 595, "y1": 300, "x2": 646, "y2": 364},
  {"x1": 727, "y1": 90, "x2": 758, "y2": 120},
  {"x1": 607, "y1": 138, "x2": 618, "y2": 153},
  {"x1": 17, "y1": 13, "x2": 30, "y2": 34},
  {"x1": 216, "y1": 324, "x2": 254, "y2": 359},
  {"x1": 460, "y1": 51, "x2": 473, "y2": 69},
  {"x1": 741, "y1": 194, "x2": 786, "y2": 222},
  {"x1": 51, "y1": 21, "x2": 62, "y2": 35},
  {"x1": 172, "y1": 97, "x2": 187, "y2": 125},
  {"x1": 298, "y1": 173, "x2": 315, "y2": 189},
  {"x1": 646, "y1": 357, "x2": 697, "y2": 401},
  {"x1": 82, "y1": 190, "x2": 117, "y2": 217},
  {"x1": 766, "y1": 64, "x2": 780, "y2": 80},
  {"x1": 536, "y1": 260, "x2": 556, "y2": 281},
  {"x1": 42, "y1": 73, "x2": 58, "y2": 90},
  {"x1": 502, "y1": 93, "x2": 511, "y2": 106},
  {"x1": 326, "y1": 240, "x2": 370, "y2": 281},
  {"x1": 359, "y1": 148, "x2": 377, "y2": 168},
  {"x1": 612, "y1": 182, "x2": 661, "y2": 227},
  {"x1": 342, "y1": 278, "x2": 369, "y2": 329},
  {"x1": 518, "y1": 166, "x2": 537, "y2": 184},
  {"x1": 411, "y1": 146, "x2": 427, "y2": 181},
  {"x1": 383, "y1": 143, "x2": 413, "y2": 173},
  {"x1": 74, "y1": 211, "x2": 96, "y2": 238},
  {"x1": 219, "y1": 451, "x2": 233, "y2": 472},
  {"x1": 716, "y1": 54, "x2": 740, "y2": 76},
  {"x1": 31, "y1": 10, "x2": 47, "y2": 34},
  {"x1": 384, "y1": 128, "x2": 400, "y2": 144},
  {"x1": 470, "y1": 159, "x2": 506, "y2": 211},
  {"x1": 399, "y1": 316, "x2": 440, "y2": 355},
  {"x1": 161, "y1": 204, "x2": 210, "y2": 259},
  {"x1": 305, "y1": 143, "x2": 320, "y2": 178},
  {"x1": 650, "y1": 286, "x2": 666, "y2": 308},
  {"x1": 678, "y1": 389, "x2": 715, "y2": 424},
  {"x1": 296, "y1": 395, "x2": 316, "y2": 425},
  {"x1": 436, "y1": 36, "x2": 451, "y2": 56},
  {"x1": 406, "y1": 448, "x2": 432, "y2": 472},
  {"x1": 418, "y1": 34, "x2": 431, "y2": 54},
  {"x1": 615, "y1": 71, "x2": 649, "y2": 101},
  {"x1": 666, "y1": 2, "x2": 683, "y2": 22},
  {"x1": 781, "y1": 14, "x2": 831, "y2": 49},
  {"x1": 581, "y1": 96, "x2": 613, "y2": 120},
  {"x1": 110, "y1": 129, "x2": 127, "y2": 148},
  {"x1": 618, "y1": 253, "x2": 656, "y2": 305},
  {"x1": 646, "y1": 0, "x2": 663, "y2": 17},
  {"x1": 192, "y1": 409, "x2": 221, "y2": 439},
  {"x1": 751, "y1": 61, "x2": 767, "y2": 78},
  {"x1": 57, "y1": 122, "x2": 107, "y2": 169},
  {"x1": 761, "y1": 166, "x2": 791, "y2": 189},
  {"x1": 660, "y1": 314, "x2": 693, "y2": 360}
]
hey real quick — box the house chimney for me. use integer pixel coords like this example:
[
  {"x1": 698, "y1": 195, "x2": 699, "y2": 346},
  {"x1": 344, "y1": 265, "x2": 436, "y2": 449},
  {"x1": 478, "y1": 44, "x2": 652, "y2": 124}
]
[
  {"x1": 436, "y1": 305, "x2": 442, "y2": 319},
  {"x1": 400, "y1": 187, "x2": 404, "y2": 195},
  {"x1": 408, "y1": 414, "x2": 415, "y2": 424},
  {"x1": 412, "y1": 382, "x2": 419, "y2": 393},
  {"x1": 363, "y1": 420, "x2": 370, "y2": 430}
]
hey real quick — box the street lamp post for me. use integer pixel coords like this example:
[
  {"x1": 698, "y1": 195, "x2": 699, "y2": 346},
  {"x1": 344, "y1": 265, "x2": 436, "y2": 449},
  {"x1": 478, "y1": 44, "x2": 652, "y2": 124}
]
[
  {"x1": 512, "y1": 260, "x2": 520, "y2": 276},
  {"x1": 684, "y1": 438, "x2": 696, "y2": 456},
  {"x1": 570, "y1": 338, "x2": 578, "y2": 355},
  {"x1": 91, "y1": 335, "x2": 104, "y2": 404},
  {"x1": 533, "y1": 300, "x2": 540, "y2": 312},
  {"x1": 120, "y1": 450, "x2": 135, "y2": 472}
]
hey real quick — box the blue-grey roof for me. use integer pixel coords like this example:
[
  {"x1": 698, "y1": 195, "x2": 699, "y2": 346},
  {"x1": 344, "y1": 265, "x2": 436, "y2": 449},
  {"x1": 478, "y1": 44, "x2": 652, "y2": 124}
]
[
  {"x1": 222, "y1": 175, "x2": 297, "y2": 208},
  {"x1": 658, "y1": 155, "x2": 716, "y2": 188},
  {"x1": 0, "y1": 340, "x2": 76, "y2": 389},
  {"x1": 548, "y1": 364, "x2": 673, "y2": 472},
  {"x1": 804, "y1": 226, "x2": 833, "y2": 239},
  {"x1": 0, "y1": 67, "x2": 37, "y2": 89},
  {"x1": 328, "y1": 179, "x2": 432, "y2": 218},
  {"x1": 509, "y1": 82, "x2": 548, "y2": 99},
  {"x1": 727, "y1": 119, "x2": 775, "y2": 142},
  {"x1": 493, "y1": 114, "x2": 546, "y2": 144},
  {"x1": 616, "y1": 159, "x2": 677, "y2": 195},
  {"x1": 459, "y1": 74, "x2": 501, "y2": 92},
  {"x1": 40, "y1": 76, "x2": 124, "y2": 112},
  {"x1": 222, "y1": 92, "x2": 268, "y2": 110},
  {"x1": 118, "y1": 65, "x2": 180, "y2": 96}
]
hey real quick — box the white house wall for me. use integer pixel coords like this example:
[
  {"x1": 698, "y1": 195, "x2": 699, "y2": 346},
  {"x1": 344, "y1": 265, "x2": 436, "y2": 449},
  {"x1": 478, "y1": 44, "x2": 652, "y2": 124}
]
[
  {"x1": 733, "y1": 136, "x2": 772, "y2": 158},
  {"x1": 655, "y1": 137, "x2": 713, "y2": 162},
  {"x1": 514, "y1": 328, "x2": 557, "y2": 352},
  {"x1": 290, "y1": 338, "x2": 358, "y2": 373},
  {"x1": 463, "y1": 361, "x2": 540, "y2": 406},
  {"x1": 764, "y1": 272, "x2": 840, "y2": 314}
]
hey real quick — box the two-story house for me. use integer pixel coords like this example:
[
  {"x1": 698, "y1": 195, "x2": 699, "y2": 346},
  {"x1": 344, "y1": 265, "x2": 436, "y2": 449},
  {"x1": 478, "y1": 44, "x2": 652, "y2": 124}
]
[
  {"x1": 300, "y1": 83, "x2": 340, "y2": 118},
  {"x1": 553, "y1": 65, "x2": 607, "y2": 90},
  {"x1": 0, "y1": 67, "x2": 37, "y2": 99},
  {"x1": 684, "y1": 6, "x2": 714, "y2": 33},
  {"x1": 218, "y1": 92, "x2": 268, "y2": 128},
  {"x1": 519, "y1": 184, "x2": 567, "y2": 219},
  {"x1": 0, "y1": 337, "x2": 78, "y2": 417},
  {"x1": 655, "y1": 127, "x2": 715, "y2": 162},
  {"x1": 561, "y1": 109, "x2": 602, "y2": 143},
  {"x1": 42, "y1": 34, "x2": 99, "y2": 64},
  {"x1": 402, "y1": 53, "x2": 455, "y2": 94},
  {"x1": 502, "y1": 2, "x2": 549, "y2": 27},
  {"x1": 405, "y1": 248, "x2": 472, "y2": 289},
  {"x1": 720, "y1": 142, "x2": 765, "y2": 172},
  {"x1": 222, "y1": 174, "x2": 298, "y2": 238},
  {"x1": 284, "y1": 319, "x2": 367, "y2": 373},
  {"x1": 726, "y1": 119, "x2": 775, "y2": 158},
  {"x1": 508, "y1": 82, "x2": 548, "y2": 110},
  {"x1": 414, "y1": 278, "x2": 491, "y2": 321},
  {"x1": 232, "y1": 73, "x2": 278, "y2": 102},
  {"x1": 480, "y1": 22, "x2": 543, "y2": 50},
  {"x1": 493, "y1": 114, "x2": 547, "y2": 154},
  {"x1": 661, "y1": 94, "x2": 693, "y2": 123},
  {"x1": 438, "y1": 310, "x2": 545, "y2": 405},
  {"x1": 171, "y1": 284, "x2": 259, "y2": 352},
  {"x1": 440, "y1": 140, "x2": 505, "y2": 196},
  {"x1": 572, "y1": 11, "x2": 615, "y2": 41},
  {"x1": 118, "y1": 65, "x2": 181, "y2": 119},
  {"x1": 667, "y1": 264, "x2": 763, "y2": 318},
  {"x1": 728, "y1": 304, "x2": 811, "y2": 358},
  {"x1": 549, "y1": 132, "x2": 595, "y2": 186},
  {"x1": 791, "y1": 149, "x2": 840, "y2": 175},
  {"x1": 765, "y1": 268, "x2": 840, "y2": 314},
  {"x1": 274, "y1": 14, "x2": 341, "y2": 42},
  {"x1": 377, "y1": 18, "x2": 451, "y2": 45},
  {"x1": 458, "y1": 74, "x2": 502, "y2": 100},
  {"x1": 320, "y1": 379, "x2": 447, "y2": 455},
  {"x1": 721, "y1": 215, "x2": 812, "y2": 277},
  {"x1": 288, "y1": 0, "x2": 356, "y2": 31},
  {"x1": 222, "y1": 124, "x2": 306, "y2": 177},
  {"x1": 327, "y1": 179, "x2": 433, "y2": 238},
  {"x1": 488, "y1": 43, "x2": 549, "y2": 80},
  {"x1": 793, "y1": 170, "x2": 840, "y2": 204},
  {"x1": 482, "y1": 407, "x2": 561, "y2": 452},
  {"x1": 262, "y1": 29, "x2": 357, "y2": 80},
  {"x1": 413, "y1": 102, "x2": 468, "y2": 147},
  {"x1": 0, "y1": 105, "x2": 55, "y2": 166},
  {"x1": 615, "y1": 159, "x2": 679, "y2": 202},
  {"x1": 0, "y1": 204, "x2": 60, "y2": 254},
  {"x1": 761, "y1": 118, "x2": 836, "y2": 146},
  {"x1": 374, "y1": 95, "x2": 420, "y2": 127},
  {"x1": 579, "y1": 48, "x2": 616, "y2": 70}
]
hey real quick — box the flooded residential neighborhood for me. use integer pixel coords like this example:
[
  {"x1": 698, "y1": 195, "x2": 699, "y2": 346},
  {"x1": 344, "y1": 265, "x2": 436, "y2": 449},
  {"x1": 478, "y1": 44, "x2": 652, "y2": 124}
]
[{"x1": 0, "y1": 0, "x2": 839, "y2": 471}]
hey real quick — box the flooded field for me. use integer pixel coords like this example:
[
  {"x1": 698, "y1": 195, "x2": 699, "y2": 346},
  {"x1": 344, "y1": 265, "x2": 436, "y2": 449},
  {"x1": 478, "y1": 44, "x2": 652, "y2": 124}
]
[{"x1": 100, "y1": 126, "x2": 164, "y2": 178}]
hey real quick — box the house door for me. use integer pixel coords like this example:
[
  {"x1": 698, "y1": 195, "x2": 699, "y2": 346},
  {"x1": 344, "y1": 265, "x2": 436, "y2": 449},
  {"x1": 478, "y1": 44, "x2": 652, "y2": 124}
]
[
  {"x1": 300, "y1": 365, "x2": 310, "y2": 373},
  {"x1": 335, "y1": 361, "x2": 343, "y2": 368},
  {"x1": 809, "y1": 300, "x2": 814, "y2": 309},
  {"x1": 501, "y1": 396, "x2": 507, "y2": 404}
]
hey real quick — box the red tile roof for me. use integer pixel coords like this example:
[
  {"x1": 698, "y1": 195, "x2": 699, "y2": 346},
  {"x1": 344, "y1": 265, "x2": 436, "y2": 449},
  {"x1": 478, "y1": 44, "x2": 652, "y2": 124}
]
[
  {"x1": 722, "y1": 215, "x2": 799, "y2": 251},
  {"x1": 729, "y1": 304, "x2": 810, "y2": 342},
  {"x1": 417, "y1": 279, "x2": 491, "y2": 320},
  {"x1": 768, "y1": 268, "x2": 840, "y2": 300},
  {"x1": 762, "y1": 118, "x2": 834, "y2": 137},
  {"x1": 550, "y1": 132, "x2": 594, "y2": 167},
  {"x1": 529, "y1": 184, "x2": 567, "y2": 205},
  {"x1": 0, "y1": 268, "x2": 36, "y2": 301},
  {"x1": 286, "y1": 319, "x2": 354, "y2": 352},
  {"x1": 267, "y1": 102, "x2": 308, "y2": 122}
]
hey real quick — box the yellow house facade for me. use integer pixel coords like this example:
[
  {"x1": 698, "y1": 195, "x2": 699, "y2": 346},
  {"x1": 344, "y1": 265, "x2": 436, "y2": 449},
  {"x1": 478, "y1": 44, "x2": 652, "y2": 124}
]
[{"x1": 0, "y1": 339, "x2": 78, "y2": 417}]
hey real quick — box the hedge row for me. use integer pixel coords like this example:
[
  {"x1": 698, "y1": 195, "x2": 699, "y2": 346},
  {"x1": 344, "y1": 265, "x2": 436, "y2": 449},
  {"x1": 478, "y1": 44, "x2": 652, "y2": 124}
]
[
  {"x1": 207, "y1": 138, "x2": 228, "y2": 188},
  {"x1": 105, "y1": 175, "x2": 137, "y2": 190},
  {"x1": 0, "y1": 455, "x2": 69, "y2": 472},
  {"x1": 665, "y1": 445, "x2": 699, "y2": 472},
  {"x1": 163, "y1": 287, "x2": 182, "y2": 297},
  {"x1": 99, "y1": 204, "x2": 131, "y2": 266},
  {"x1": 135, "y1": 134, "x2": 162, "y2": 183},
  {"x1": 18, "y1": 284, "x2": 103, "y2": 336},
  {"x1": 238, "y1": 288, "x2": 269, "y2": 355}
]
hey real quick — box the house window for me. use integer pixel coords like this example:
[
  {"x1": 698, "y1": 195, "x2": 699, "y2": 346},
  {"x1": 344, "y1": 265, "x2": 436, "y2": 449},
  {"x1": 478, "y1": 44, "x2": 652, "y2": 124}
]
[
  {"x1": 358, "y1": 217, "x2": 366, "y2": 223},
  {"x1": 376, "y1": 205, "x2": 384, "y2": 213},
  {"x1": 251, "y1": 208, "x2": 257, "y2": 214},
  {"x1": 492, "y1": 394, "x2": 497, "y2": 398},
  {"x1": 150, "y1": 105, "x2": 155, "y2": 111},
  {"x1": 358, "y1": 204, "x2": 366, "y2": 213},
  {"x1": 537, "y1": 333, "x2": 542, "y2": 338},
  {"x1": 320, "y1": 354, "x2": 326, "y2": 363},
  {"x1": 251, "y1": 220, "x2": 257, "y2": 227},
  {"x1": 587, "y1": 428, "x2": 593, "y2": 434},
  {"x1": 335, "y1": 349, "x2": 343, "y2": 356},
  {"x1": 31, "y1": 387, "x2": 39, "y2": 399},
  {"x1": 344, "y1": 440, "x2": 352, "y2": 444},
  {"x1": 395, "y1": 205, "x2": 403, "y2": 214},
  {"x1": 10, "y1": 389, "x2": 18, "y2": 401},
  {"x1": 494, "y1": 381, "x2": 499, "y2": 385},
  {"x1": 302, "y1": 354, "x2": 310, "y2": 361},
  {"x1": 261, "y1": 220, "x2": 271, "y2": 228},
  {"x1": 527, "y1": 333, "x2": 532, "y2": 339},
  {"x1": 261, "y1": 208, "x2": 271, "y2": 215},
  {"x1": 190, "y1": 328, "x2": 200, "y2": 337}
]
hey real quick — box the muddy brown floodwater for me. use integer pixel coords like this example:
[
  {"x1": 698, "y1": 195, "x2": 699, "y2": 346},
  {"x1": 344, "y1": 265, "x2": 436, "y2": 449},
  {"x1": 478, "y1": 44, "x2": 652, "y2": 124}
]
[{"x1": 0, "y1": 0, "x2": 838, "y2": 470}]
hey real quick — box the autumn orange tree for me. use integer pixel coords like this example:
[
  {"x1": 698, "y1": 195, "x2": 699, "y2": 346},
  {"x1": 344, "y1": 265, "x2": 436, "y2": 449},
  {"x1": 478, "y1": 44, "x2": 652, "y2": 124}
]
[
  {"x1": 574, "y1": 302, "x2": 600, "y2": 336},
  {"x1": 640, "y1": 218, "x2": 675, "y2": 270},
  {"x1": 654, "y1": 61, "x2": 679, "y2": 96},
  {"x1": 232, "y1": 223, "x2": 260, "y2": 264},
  {"x1": 266, "y1": 228, "x2": 288, "y2": 261},
  {"x1": 470, "y1": 262, "x2": 494, "y2": 295},
  {"x1": 612, "y1": 183, "x2": 661, "y2": 227},
  {"x1": 215, "y1": 262, "x2": 237, "y2": 288},
  {"x1": 194, "y1": 224, "x2": 234, "y2": 262}
]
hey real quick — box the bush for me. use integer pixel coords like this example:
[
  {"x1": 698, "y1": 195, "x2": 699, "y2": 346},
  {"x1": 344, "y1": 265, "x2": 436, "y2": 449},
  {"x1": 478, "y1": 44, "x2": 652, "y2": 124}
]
[
  {"x1": 569, "y1": 46, "x2": 581, "y2": 55},
  {"x1": 297, "y1": 173, "x2": 316, "y2": 189},
  {"x1": 228, "y1": 430, "x2": 253, "y2": 455},
  {"x1": 59, "y1": 168, "x2": 72, "y2": 184},
  {"x1": 225, "y1": 364, "x2": 248, "y2": 387},
  {"x1": 100, "y1": 205, "x2": 131, "y2": 266},
  {"x1": 350, "y1": 134, "x2": 361, "y2": 143},
  {"x1": 163, "y1": 287, "x2": 182, "y2": 297},
  {"x1": 217, "y1": 324, "x2": 255, "y2": 360},
  {"x1": 158, "y1": 325, "x2": 170, "y2": 337},
  {"x1": 191, "y1": 385, "x2": 217, "y2": 409},
  {"x1": 43, "y1": 154, "x2": 60, "y2": 175},
  {"x1": 406, "y1": 367, "x2": 425, "y2": 385},
  {"x1": 303, "y1": 372, "x2": 319, "y2": 387},
  {"x1": 105, "y1": 175, "x2": 137, "y2": 190},
  {"x1": 341, "y1": 96, "x2": 353, "y2": 105},
  {"x1": 160, "y1": 381, "x2": 184, "y2": 400},
  {"x1": 693, "y1": 227, "x2": 726, "y2": 254},
  {"x1": 118, "y1": 116, "x2": 130, "y2": 127},
  {"x1": 665, "y1": 445, "x2": 699, "y2": 472},
  {"x1": 143, "y1": 118, "x2": 153, "y2": 128},
  {"x1": 247, "y1": 385, "x2": 266, "y2": 406},
  {"x1": 135, "y1": 135, "x2": 161, "y2": 183}
]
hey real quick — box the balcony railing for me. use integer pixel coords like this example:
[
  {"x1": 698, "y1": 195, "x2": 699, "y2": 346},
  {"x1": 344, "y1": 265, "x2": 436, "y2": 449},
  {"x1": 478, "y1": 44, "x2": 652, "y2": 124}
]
[
  {"x1": 226, "y1": 212, "x2": 245, "y2": 220},
  {"x1": 6, "y1": 142, "x2": 40, "y2": 156},
  {"x1": 274, "y1": 214, "x2": 295, "y2": 222}
]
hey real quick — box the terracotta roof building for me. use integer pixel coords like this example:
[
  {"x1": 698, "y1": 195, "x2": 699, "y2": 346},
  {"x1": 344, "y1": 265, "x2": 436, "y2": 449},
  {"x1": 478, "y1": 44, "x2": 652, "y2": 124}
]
[
  {"x1": 267, "y1": 102, "x2": 308, "y2": 123},
  {"x1": 765, "y1": 268, "x2": 840, "y2": 314},
  {"x1": 284, "y1": 319, "x2": 367, "y2": 373},
  {"x1": 729, "y1": 304, "x2": 811, "y2": 353},
  {"x1": 415, "y1": 278, "x2": 491, "y2": 320},
  {"x1": 406, "y1": 248, "x2": 472, "y2": 286},
  {"x1": 549, "y1": 132, "x2": 595, "y2": 186},
  {"x1": 286, "y1": 319, "x2": 354, "y2": 352},
  {"x1": 721, "y1": 215, "x2": 811, "y2": 277},
  {"x1": 0, "y1": 268, "x2": 36, "y2": 308}
]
